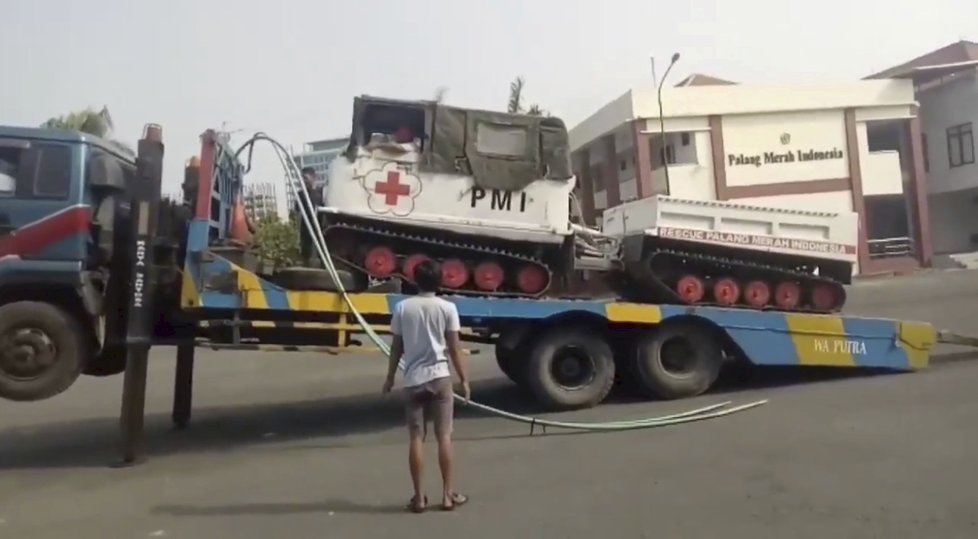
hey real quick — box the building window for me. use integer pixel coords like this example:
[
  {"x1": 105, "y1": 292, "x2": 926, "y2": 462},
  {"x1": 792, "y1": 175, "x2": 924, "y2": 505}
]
[
  {"x1": 681, "y1": 133, "x2": 690, "y2": 146},
  {"x1": 947, "y1": 122, "x2": 974, "y2": 169}
]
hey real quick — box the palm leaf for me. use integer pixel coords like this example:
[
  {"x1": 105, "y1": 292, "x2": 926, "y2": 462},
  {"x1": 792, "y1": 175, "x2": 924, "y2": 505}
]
[{"x1": 508, "y1": 76, "x2": 525, "y2": 114}]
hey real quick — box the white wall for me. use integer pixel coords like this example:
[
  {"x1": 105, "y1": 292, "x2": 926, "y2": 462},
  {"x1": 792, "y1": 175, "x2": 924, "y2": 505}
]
[
  {"x1": 631, "y1": 80, "x2": 916, "y2": 122},
  {"x1": 593, "y1": 189, "x2": 607, "y2": 210},
  {"x1": 918, "y1": 72, "x2": 978, "y2": 195},
  {"x1": 855, "y1": 121, "x2": 905, "y2": 197},
  {"x1": 736, "y1": 190, "x2": 854, "y2": 213},
  {"x1": 721, "y1": 109, "x2": 849, "y2": 187},
  {"x1": 655, "y1": 131, "x2": 716, "y2": 199},
  {"x1": 569, "y1": 80, "x2": 915, "y2": 153}
]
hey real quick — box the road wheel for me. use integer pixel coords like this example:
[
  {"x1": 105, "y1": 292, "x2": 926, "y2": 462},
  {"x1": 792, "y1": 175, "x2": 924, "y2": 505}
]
[
  {"x1": 0, "y1": 301, "x2": 85, "y2": 402},
  {"x1": 632, "y1": 322, "x2": 723, "y2": 400},
  {"x1": 495, "y1": 340, "x2": 529, "y2": 385},
  {"x1": 83, "y1": 343, "x2": 127, "y2": 377},
  {"x1": 524, "y1": 326, "x2": 615, "y2": 411}
]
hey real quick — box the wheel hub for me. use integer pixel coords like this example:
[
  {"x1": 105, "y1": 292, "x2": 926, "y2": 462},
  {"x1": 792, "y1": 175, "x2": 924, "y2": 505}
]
[
  {"x1": 551, "y1": 346, "x2": 594, "y2": 389},
  {"x1": 0, "y1": 328, "x2": 57, "y2": 380},
  {"x1": 658, "y1": 336, "x2": 697, "y2": 377}
]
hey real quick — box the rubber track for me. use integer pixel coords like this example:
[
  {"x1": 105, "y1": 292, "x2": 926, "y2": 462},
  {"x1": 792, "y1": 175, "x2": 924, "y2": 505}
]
[
  {"x1": 634, "y1": 248, "x2": 847, "y2": 314},
  {"x1": 322, "y1": 221, "x2": 554, "y2": 298}
]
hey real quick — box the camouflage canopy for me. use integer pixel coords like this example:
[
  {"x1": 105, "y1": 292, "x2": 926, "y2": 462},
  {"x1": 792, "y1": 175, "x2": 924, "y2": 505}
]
[{"x1": 348, "y1": 96, "x2": 573, "y2": 191}]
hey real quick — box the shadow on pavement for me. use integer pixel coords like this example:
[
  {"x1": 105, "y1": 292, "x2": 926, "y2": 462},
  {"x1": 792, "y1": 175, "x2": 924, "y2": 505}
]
[
  {"x1": 0, "y1": 362, "x2": 920, "y2": 471},
  {"x1": 153, "y1": 499, "x2": 406, "y2": 517}
]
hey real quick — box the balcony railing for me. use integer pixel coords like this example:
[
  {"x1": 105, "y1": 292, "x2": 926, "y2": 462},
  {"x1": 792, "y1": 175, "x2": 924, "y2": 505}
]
[{"x1": 867, "y1": 237, "x2": 915, "y2": 259}]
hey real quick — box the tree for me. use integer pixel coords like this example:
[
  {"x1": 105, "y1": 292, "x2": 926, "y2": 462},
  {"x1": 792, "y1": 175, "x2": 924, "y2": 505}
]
[
  {"x1": 507, "y1": 76, "x2": 545, "y2": 116},
  {"x1": 252, "y1": 213, "x2": 301, "y2": 272},
  {"x1": 41, "y1": 106, "x2": 134, "y2": 155},
  {"x1": 433, "y1": 86, "x2": 448, "y2": 104}
]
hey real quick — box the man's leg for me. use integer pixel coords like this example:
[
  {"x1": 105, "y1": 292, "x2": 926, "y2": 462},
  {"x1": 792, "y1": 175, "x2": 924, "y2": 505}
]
[
  {"x1": 405, "y1": 389, "x2": 427, "y2": 508},
  {"x1": 431, "y1": 377, "x2": 465, "y2": 507}
]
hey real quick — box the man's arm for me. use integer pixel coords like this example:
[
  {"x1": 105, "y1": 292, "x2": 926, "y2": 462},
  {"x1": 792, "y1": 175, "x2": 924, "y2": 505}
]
[
  {"x1": 445, "y1": 305, "x2": 469, "y2": 401},
  {"x1": 383, "y1": 308, "x2": 404, "y2": 393},
  {"x1": 386, "y1": 336, "x2": 404, "y2": 379}
]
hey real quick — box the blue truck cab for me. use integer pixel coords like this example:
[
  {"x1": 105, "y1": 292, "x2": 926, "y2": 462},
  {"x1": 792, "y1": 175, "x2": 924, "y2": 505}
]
[{"x1": 0, "y1": 125, "x2": 136, "y2": 401}]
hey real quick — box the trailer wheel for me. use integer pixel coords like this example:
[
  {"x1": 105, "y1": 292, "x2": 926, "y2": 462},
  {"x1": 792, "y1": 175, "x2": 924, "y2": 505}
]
[
  {"x1": 495, "y1": 341, "x2": 527, "y2": 385},
  {"x1": 524, "y1": 326, "x2": 615, "y2": 411},
  {"x1": 0, "y1": 301, "x2": 84, "y2": 402},
  {"x1": 632, "y1": 322, "x2": 723, "y2": 400}
]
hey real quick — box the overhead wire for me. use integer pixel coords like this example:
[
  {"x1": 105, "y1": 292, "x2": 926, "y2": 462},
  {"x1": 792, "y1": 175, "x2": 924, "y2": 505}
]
[{"x1": 233, "y1": 133, "x2": 769, "y2": 433}]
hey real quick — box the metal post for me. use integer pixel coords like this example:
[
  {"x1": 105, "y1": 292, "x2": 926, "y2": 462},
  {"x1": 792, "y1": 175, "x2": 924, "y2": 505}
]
[
  {"x1": 114, "y1": 124, "x2": 164, "y2": 467},
  {"x1": 171, "y1": 344, "x2": 195, "y2": 429},
  {"x1": 657, "y1": 52, "x2": 680, "y2": 196}
]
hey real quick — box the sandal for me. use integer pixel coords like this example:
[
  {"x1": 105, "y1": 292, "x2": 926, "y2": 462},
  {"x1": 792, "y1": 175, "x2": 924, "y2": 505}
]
[
  {"x1": 441, "y1": 492, "x2": 469, "y2": 511},
  {"x1": 407, "y1": 494, "x2": 428, "y2": 513}
]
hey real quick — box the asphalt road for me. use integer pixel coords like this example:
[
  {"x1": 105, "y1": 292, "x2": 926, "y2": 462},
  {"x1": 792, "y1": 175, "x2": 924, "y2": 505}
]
[{"x1": 2, "y1": 269, "x2": 978, "y2": 538}]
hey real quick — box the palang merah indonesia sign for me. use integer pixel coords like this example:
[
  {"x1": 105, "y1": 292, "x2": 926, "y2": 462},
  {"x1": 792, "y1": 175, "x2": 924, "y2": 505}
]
[{"x1": 727, "y1": 132, "x2": 845, "y2": 168}]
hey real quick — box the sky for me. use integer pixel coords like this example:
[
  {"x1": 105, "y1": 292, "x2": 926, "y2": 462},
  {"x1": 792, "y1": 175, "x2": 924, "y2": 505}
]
[{"x1": 1, "y1": 0, "x2": 976, "y2": 197}]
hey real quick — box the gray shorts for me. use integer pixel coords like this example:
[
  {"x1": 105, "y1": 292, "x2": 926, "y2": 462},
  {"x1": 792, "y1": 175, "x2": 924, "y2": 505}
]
[{"x1": 403, "y1": 376, "x2": 454, "y2": 437}]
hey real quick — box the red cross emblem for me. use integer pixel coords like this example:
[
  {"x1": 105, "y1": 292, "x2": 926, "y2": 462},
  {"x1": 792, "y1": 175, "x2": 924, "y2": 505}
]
[{"x1": 374, "y1": 170, "x2": 410, "y2": 205}]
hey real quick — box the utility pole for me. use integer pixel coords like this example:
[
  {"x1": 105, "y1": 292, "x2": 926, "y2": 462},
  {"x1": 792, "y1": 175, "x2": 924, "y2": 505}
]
[{"x1": 657, "y1": 52, "x2": 681, "y2": 196}]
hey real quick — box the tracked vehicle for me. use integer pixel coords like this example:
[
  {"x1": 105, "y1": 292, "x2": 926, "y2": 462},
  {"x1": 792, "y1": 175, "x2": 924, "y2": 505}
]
[{"x1": 314, "y1": 96, "x2": 858, "y2": 312}]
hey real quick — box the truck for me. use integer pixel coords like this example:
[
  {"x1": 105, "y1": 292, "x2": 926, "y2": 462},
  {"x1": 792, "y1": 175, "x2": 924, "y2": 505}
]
[{"x1": 0, "y1": 108, "x2": 938, "y2": 463}]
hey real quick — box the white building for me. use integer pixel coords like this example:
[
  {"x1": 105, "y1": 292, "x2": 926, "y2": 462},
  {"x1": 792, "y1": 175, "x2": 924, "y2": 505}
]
[
  {"x1": 867, "y1": 40, "x2": 978, "y2": 256},
  {"x1": 569, "y1": 78, "x2": 931, "y2": 275},
  {"x1": 290, "y1": 136, "x2": 347, "y2": 208},
  {"x1": 293, "y1": 136, "x2": 347, "y2": 178}
]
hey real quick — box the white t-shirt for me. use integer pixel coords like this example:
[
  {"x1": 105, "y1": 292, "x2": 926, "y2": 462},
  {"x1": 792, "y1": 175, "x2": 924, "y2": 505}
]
[{"x1": 390, "y1": 293, "x2": 460, "y2": 388}]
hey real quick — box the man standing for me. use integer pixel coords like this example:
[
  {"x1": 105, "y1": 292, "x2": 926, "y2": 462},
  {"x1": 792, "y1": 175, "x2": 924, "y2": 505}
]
[
  {"x1": 294, "y1": 167, "x2": 323, "y2": 265},
  {"x1": 382, "y1": 260, "x2": 470, "y2": 513}
]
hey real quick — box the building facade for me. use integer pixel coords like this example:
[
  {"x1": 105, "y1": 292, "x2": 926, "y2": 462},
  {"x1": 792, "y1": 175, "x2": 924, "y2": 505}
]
[
  {"x1": 868, "y1": 40, "x2": 978, "y2": 256},
  {"x1": 569, "y1": 79, "x2": 931, "y2": 275}
]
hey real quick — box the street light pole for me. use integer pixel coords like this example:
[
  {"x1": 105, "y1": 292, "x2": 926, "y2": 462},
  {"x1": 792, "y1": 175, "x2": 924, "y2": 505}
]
[{"x1": 657, "y1": 52, "x2": 680, "y2": 195}]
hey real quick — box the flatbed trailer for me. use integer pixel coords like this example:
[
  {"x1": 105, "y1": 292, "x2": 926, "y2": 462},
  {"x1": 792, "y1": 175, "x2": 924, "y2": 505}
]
[{"x1": 182, "y1": 248, "x2": 936, "y2": 406}]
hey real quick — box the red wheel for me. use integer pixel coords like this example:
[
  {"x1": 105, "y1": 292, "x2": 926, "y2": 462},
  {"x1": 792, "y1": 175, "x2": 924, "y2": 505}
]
[
  {"x1": 440, "y1": 258, "x2": 469, "y2": 289},
  {"x1": 402, "y1": 253, "x2": 431, "y2": 282},
  {"x1": 675, "y1": 275, "x2": 706, "y2": 303},
  {"x1": 473, "y1": 261, "x2": 505, "y2": 291},
  {"x1": 743, "y1": 280, "x2": 771, "y2": 308},
  {"x1": 774, "y1": 281, "x2": 802, "y2": 310},
  {"x1": 811, "y1": 283, "x2": 840, "y2": 311},
  {"x1": 364, "y1": 246, "x2": 397, "y2": 277},
  {"x1": 712, "y1": 277, "x2": 741, "y2": 306},
  {"x1": 516, "y1": 264, "x2": 548, "y2": 295}
]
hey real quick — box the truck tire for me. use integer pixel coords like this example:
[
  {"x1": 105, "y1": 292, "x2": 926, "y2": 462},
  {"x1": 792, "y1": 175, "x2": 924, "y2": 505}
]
[
  {"x1": 83, "y1": 344, "x2": 127, "y2": 377},
  {"x1": 524, "y1": 326, "x2": 615, "y2": 411},
  {"x1": 0, "y1": 301, "x2": 85, "y2": 402},
  {"x1": 632, "y1": 322, "x2": 723, "y2": 400},
  {"x1": 495, "y1": 341, "x2": 529, "y2": 385}
]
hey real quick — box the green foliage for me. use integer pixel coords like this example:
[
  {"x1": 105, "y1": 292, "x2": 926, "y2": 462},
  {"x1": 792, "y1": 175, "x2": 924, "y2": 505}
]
[
  {"x1": 41, "y1": 105, "x2": 134, "y2": 155},
  {"x1": 507, "y1": 76, "x2": 546, "y2": 116},
  {"x1": 252, "y1": 213, "x2": 302, "y2": 271},
  {"x1": 433, "y1": 86, "x2": 448, "y2": 103}
]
